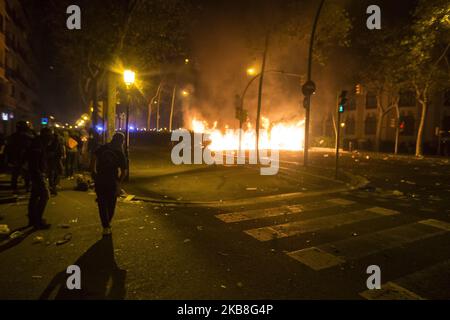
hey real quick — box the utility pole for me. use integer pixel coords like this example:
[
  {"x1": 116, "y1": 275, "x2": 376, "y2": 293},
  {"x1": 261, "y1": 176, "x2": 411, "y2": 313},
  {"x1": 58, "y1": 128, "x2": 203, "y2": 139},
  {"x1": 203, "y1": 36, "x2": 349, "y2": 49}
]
[
  {"x1": 156, "y1": 89, "x2": 161, "y2": 131},
  {"x1": 302, "y1": 0, "x2": 326, "y2": 167}
]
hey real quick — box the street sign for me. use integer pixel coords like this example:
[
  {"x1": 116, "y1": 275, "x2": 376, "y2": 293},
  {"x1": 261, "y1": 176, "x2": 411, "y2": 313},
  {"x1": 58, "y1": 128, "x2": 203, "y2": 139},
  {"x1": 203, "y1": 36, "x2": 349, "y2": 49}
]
[{"x1": 302, "y1": 80, "x2": 316, "y2": 96}]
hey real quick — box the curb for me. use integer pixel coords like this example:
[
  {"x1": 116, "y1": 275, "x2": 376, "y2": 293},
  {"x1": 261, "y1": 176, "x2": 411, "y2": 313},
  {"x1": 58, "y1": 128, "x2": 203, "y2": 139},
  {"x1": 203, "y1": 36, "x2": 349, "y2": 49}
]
[{"x1": 131, "y1": 166, "x2": 370, "y2": 207}]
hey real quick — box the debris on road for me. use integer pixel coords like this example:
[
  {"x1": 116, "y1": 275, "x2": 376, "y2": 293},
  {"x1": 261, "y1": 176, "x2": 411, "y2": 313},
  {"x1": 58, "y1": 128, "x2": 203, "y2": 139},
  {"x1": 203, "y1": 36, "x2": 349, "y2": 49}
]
[
  {"x1": 55, "y1": 233, "x2": 72, "y2": 246},
  {"x1": 33, "y1": 236, "x2": 44, "y2": 244},
  {"x1": 0, "y1": 224, "x2": 10, "y2": 236},
  {"x1": 183, "y1": 238, "x2": 191, "y2": 243},
  {"x1": 392, "y1": 190, "x2": 404, "y2": 196},
  {"x1": 9, "y1": 231, "x2": 24, "y2": 239}
]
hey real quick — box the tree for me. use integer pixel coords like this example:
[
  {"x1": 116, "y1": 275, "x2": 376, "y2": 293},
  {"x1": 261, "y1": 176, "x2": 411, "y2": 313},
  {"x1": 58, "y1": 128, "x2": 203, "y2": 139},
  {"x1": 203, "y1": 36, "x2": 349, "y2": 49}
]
[
  {"x1": 44, "y1": 0, "x2": 194, "y2": 117},
  {"x1": 359, "y1": 30, "x2": 407, "y2": 152},
  {"x1": 401, "y1": 0, "x2": 450, "y2": 156}
]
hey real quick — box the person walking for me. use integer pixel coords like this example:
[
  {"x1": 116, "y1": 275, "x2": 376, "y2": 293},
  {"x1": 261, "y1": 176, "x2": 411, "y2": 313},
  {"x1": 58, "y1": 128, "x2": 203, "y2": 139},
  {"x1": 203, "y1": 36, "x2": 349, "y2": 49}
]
[
  {"x1": 27, "y1": 127, "x2": 54, "y2": 229},
  {"x1": 91, "y1": 132, "x2": 127, "y2": 236}
]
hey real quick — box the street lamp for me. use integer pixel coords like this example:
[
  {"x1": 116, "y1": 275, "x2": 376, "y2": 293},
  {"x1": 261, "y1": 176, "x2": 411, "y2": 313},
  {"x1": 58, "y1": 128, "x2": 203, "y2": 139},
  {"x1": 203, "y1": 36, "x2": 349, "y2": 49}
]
[
  {"x1": 246, "y1": 67, "x2": 257, "y2": 76},
  {"x1": 123, "y1": 69, "x2": 135, "y2": 180}
]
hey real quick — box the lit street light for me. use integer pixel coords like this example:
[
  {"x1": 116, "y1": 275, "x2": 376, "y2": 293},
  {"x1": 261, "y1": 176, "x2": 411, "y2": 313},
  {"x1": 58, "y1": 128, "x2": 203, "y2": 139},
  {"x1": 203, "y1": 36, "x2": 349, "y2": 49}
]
[
  {"x1": 246, "y1": 67, "x2": 257, "y2": 76},
  {"x1": 123, "y1": 69, "x2": 136, "y2": 181}
]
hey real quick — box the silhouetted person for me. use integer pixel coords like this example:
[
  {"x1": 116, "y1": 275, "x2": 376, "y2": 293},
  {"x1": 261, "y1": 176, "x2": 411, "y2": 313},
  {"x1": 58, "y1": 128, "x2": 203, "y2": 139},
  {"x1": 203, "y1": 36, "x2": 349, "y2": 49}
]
[
  {"x1": 47, "y1": 131, "x2": 65, "y2": 195},
  {"x1": 6, "y1": 121, "x2": 33, "y2": 192},
  {"x1": 65, "y1": 130, "x2": 78, "y2": 179},
  {"x1": 91, "y1": 132, "x2": 127, "y2": 236},
  {"x1": 27, "y1": 127, "x2": 54, "y2": 229}
]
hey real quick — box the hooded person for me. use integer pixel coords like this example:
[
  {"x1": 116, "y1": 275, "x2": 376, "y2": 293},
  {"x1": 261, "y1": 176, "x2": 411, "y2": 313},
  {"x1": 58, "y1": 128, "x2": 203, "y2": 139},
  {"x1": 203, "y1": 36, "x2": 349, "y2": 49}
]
[{"x1": 91, "y1": 132, "x2": 127, "y2": 236}]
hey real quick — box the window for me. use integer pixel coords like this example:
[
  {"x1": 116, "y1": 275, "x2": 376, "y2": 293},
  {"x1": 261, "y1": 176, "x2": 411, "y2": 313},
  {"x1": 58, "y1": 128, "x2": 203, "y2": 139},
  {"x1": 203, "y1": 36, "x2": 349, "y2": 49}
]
[
  {"x1": 366, "y1": 92, "x2": 377, "y2": 109},
  {"x1": 347, "y1": 97, "x2": 356, "y2": 111},
  {"x1": 399, "y1": 90, "x2": 416, "y2": 107},
  {"x1": 345, "y1": 116, "x2": 356, "y2": 135},
  {"x1": 365, "y1": 114, "x2": 377, "y2": 135}
]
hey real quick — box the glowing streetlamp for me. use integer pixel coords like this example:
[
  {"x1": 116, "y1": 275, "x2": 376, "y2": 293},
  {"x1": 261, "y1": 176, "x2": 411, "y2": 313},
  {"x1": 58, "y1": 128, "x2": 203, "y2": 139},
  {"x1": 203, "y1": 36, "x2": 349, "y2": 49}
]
[
  {"x1": 123, "y1": 70, "x2": 135, "y2": 87},
  {"x1": 246, "y1": 67, "x2": 257, "y2": 76},
  {"x1": 181, "y1": 89, "x2": 189, "y2": 97},
  {"x1": 123, "y1": 69, "x2": 136, "y2": 180}
]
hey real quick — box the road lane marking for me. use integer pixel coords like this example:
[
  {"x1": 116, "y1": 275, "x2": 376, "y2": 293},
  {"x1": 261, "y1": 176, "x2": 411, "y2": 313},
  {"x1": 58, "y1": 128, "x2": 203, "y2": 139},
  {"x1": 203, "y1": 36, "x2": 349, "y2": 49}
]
[
  {"x1": 215, "y1": 198, "x2": 355, "y2": 223},
  {"x1": 287, "y1": 247, "x2": 345, "y2": 270},
  {"x1": 244, "y1": 206, "x2": 398, "y2": 241},
  {"x1": 360, "y1": 282, "x2": 425, "y2": 300},
  {"x1": 287, "y1": 219, "x2": 450, "y2": 270}
]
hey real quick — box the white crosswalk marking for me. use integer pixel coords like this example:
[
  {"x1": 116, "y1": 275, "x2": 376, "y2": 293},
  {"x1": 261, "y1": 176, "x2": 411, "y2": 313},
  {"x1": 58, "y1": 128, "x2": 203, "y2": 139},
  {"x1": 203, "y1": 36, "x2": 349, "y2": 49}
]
[
  {"x1": 287, "y1": 219, "x2": 450, "y2": 270},
  {"x1": 215, "y1": 198, "x2": 355, "y2": 223},
  {"x1": 244, "y1": 207, "x2": 399, "y2": 242}
]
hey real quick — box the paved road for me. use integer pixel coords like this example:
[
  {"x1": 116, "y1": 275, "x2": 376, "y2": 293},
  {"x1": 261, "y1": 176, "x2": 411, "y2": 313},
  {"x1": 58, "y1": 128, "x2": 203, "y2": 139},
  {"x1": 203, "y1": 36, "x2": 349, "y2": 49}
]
[{"x1": 0, "y1": 148, "x2": 449, "y2": 299}]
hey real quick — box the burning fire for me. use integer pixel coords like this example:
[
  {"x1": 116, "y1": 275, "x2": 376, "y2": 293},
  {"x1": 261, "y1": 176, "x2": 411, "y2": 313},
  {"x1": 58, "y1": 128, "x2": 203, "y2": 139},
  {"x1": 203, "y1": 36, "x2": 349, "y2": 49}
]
[{"x1": 191, "y1": 117, "x2": 305, "y2": 151}]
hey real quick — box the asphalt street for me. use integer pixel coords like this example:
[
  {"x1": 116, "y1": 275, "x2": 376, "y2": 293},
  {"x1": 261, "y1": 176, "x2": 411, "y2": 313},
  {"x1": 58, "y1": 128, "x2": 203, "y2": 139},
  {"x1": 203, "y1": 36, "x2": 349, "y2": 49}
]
[{"x1": 0, "y1": 147, "x2": 450, "y2": 300}]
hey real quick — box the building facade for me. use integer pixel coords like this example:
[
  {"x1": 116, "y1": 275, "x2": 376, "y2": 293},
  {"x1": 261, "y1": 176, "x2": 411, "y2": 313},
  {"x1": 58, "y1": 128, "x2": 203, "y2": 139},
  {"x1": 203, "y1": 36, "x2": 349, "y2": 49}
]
[
  {"x1": 0, "y1": 0, "x2": 39, "y2": 135},
  {"x1": 317, "y1": 86, "x2": 450, "y2": 155}
]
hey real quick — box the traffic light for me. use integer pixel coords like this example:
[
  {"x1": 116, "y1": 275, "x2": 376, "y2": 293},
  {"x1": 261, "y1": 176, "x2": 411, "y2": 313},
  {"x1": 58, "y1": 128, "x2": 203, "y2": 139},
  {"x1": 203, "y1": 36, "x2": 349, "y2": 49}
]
[
  {"x1": 338, "y1": 90, "x2": 348, "y2": 113},
  {"x1": 355, "y1": 84, "x2": 362, "y2": 95}
]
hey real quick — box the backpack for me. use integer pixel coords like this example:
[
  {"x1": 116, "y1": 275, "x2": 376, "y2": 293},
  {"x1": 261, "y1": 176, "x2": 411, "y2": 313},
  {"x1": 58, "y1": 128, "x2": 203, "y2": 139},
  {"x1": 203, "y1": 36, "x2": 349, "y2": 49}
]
[{"x1": 96, "y1": 146, "x2": 120, "y2": 176}]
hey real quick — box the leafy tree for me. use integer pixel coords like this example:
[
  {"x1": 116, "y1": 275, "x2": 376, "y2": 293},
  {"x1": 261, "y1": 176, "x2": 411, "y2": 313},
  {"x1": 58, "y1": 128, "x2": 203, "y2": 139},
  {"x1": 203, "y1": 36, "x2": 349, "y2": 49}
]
[{"x1": 401, "y1": 0, "x2": 450, "y2": 156}]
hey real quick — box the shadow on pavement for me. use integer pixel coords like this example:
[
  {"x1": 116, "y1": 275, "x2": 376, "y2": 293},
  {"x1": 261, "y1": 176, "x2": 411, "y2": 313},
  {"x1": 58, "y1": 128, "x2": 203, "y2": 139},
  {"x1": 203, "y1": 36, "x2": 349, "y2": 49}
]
[{"x1": 39, "y1": 236, "x2": 127, "y2": 300}]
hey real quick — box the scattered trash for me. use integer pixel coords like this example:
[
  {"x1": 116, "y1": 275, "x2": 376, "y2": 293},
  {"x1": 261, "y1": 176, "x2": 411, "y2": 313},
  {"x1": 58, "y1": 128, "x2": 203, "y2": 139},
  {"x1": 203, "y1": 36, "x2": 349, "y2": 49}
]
[
  {"x1": 9, "y1": 231, "x2": 24, "y2": 239},
  {"x1": 246, "y1": 187, "x2": 257, "y2": 191},
  {"x1": 0, "y1": 224, "x2": 10, "y2": 235},
  {"x1": 177, "y1": 197, "x2": 183, "y2": 201},
  {"x1": 33, "y1": 236, "x2": 44, "y2": 244},
  {"x1": 220, "y1": 284, "x2": 227, "y2": 289},
  {"x1": 183, "y1": 238, "x2": 191, "y2": 243},
  {"x1": 56, "y1": 233, "x2": 72, "y2": 246},
  {"x1": 392, "y1": 190, "x2": 404, "y2": 196},
  {"x1": 352, "y1": 232, "x2": 358, "y2": 237},
  {"x1": 123, "y1": 195, "x2": 135, "y2": 202},
  {"x1": 138, "y1": 226, "x2": 145, "y2": 230}
]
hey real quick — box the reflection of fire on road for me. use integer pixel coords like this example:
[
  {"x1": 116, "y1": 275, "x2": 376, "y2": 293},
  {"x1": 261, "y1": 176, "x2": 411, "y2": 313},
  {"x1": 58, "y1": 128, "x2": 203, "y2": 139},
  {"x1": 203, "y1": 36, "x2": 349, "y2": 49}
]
[{"x1": 190, "y1": 117, "x2": 305, "y2": 151}]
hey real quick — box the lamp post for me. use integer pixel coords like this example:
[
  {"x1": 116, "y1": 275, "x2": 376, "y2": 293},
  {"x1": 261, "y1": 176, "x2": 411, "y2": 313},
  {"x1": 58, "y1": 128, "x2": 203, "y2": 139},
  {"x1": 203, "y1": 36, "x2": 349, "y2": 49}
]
[{"x1": 123, "y1": 69, "x2": 135, "y2": 180}]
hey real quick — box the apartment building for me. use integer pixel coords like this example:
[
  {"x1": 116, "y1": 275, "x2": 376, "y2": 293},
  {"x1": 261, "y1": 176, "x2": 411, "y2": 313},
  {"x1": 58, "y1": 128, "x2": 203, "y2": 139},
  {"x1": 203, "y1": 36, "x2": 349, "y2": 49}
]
[{"x1": 0, "y1": 0, "x2": 39, "y2": 135}]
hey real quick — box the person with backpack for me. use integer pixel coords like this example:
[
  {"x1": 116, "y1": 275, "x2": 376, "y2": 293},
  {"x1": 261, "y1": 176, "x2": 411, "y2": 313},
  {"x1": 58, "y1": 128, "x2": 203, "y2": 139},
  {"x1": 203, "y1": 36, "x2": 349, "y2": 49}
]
[{"x1": 90, "y1": 132, "x2": 127, "y2": 236}]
